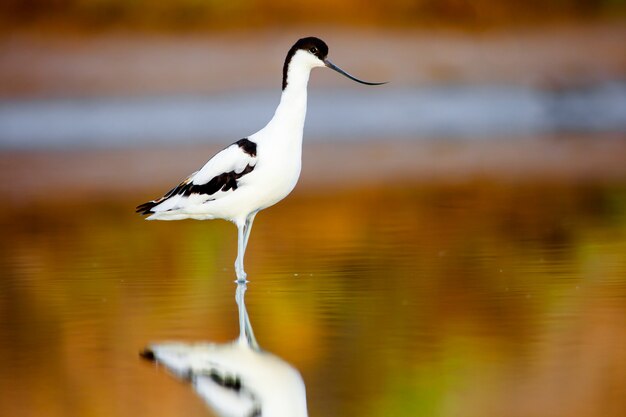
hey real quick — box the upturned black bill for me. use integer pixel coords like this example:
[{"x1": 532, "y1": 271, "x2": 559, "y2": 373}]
[{"x1": 324, "y1": 59, "x2": 387, "y2": 85}]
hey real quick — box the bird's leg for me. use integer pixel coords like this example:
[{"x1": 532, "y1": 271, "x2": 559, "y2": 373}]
[
  {"x1": 234, "y1": 212, "x2": 256, "y2": 282},
  {"x1": 234, "y1": 222, "x2": 247, "y2": 283},
  {"x1": 235, "y1": 282, "x2": 259, "y2": 350},
  {"x1": 243, "y1": 211, "x2": 257, "y2": 251},
  {"x1": 235, "y1": 282, "x2": 248, "y2": 345}
]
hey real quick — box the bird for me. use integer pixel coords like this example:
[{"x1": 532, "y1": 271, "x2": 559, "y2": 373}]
[
  {"x1": 136, "y1": 37, "x2": 386, "y2": 282},
  {"x1": 141, "y1": 283, "x2": 308, "y2": 417}
]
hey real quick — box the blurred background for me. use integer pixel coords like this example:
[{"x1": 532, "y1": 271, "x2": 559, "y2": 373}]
[
  {"x1": 2, "y1": 0, "x2": 626, "y2": 29},
  {"x1": 0, "y1": 2, "x2": 625, "y2": 417}
]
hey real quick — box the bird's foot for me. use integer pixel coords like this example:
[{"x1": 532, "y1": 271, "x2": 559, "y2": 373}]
[{"x1": 235, "y1": 270, "x2": 248, "y2": 284}]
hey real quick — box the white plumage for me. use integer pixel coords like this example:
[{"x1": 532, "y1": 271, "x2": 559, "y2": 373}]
[
  {"x1": 142, "y1": 284, "x2": 308, "y2": 417},
  {"x1": 137, "y1": 37, "x2": 385, "y2": 281}
]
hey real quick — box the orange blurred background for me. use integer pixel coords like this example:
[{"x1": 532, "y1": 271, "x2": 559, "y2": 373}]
[
  {"x1": 1, "y1": 2, "x2": 625, "y2": 417},
  {"x1": 2, "y1": 0, "x2": 626, "y2": 30}
]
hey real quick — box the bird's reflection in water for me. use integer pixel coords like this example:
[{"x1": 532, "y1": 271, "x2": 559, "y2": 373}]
[{"x1": 141, "y1": 283, "x2": 308, "y2": 417}]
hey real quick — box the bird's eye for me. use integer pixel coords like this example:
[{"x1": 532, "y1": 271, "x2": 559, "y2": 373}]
[{"x1": 310, "y1": 47, "x2": 318, "y2": 54}]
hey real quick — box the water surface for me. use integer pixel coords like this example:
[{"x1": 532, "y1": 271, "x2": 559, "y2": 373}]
[{"x1": 0, "y1": 180, "x2": 625, "y2": 417}]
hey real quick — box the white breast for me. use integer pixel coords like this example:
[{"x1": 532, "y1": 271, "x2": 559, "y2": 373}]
[{"x1": 242, "y1": 129, "x2": 303, "y2": 211}]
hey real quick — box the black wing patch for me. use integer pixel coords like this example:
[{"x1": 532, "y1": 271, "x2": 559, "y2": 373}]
[
  {"x1": 136, "y1": 200, "x2": 161, "y2": 215},
  {"x1": 136, "y1": 138, "x2": 257, "y2": 216},
  {"x1": 136, "y1": 164, "x2": 254, "y2": 215},
  {"x1": 181, "y1": 164, "x2": 255, "y2": 196},
  {"x1": 198, "y1": 369, "x2": 262, "y2": 417},
  {"x1": 235, "y1": 138, "x2": 257, "y2": 157},
  {"x1": 205, "y1": 369, "x2": 242, "y2": 392}
]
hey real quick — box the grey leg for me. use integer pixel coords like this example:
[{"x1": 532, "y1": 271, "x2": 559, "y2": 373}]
[
  {"x1": 234, "y1": 222, "x2": 247, "y2": 282},
  {"x1": 243, "y1": 211, "x2": 257, "y2": 251},
  {"x1": 236, "y1": 282, "x2": 248, "y2": 345},
  {"x1": 235, "y1": 282, "x2": 259, "y2": 350}
]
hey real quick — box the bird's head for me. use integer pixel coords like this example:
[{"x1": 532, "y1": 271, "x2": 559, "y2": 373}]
[{"x1": 282, "y1": 37, "x2": 387, "y2": 90}]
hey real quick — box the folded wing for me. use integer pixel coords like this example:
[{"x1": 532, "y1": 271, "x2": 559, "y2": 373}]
[{"x1": 136, "y1": 138, "x2": 257, "y2": 215}]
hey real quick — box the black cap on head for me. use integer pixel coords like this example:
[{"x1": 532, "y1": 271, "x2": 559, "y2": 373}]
[
  {"x1": 282, "y1": 37, "x2": 328, "y2": 90},
  {"x1": 292, "y1": 37, "x2": 329, "y2": 60}
]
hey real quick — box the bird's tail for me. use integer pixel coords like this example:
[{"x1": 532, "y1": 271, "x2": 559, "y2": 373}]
[{"x1": 136, "y1": 200, "x2": 158, "y2": 215}]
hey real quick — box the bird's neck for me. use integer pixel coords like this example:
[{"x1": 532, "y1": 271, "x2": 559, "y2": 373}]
[{"x1": 266, "y1": 66, "x2": 311, "y2": 139}]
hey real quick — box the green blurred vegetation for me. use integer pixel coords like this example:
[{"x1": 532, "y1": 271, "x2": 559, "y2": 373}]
[{"x1": 2, "y1": 0, "x2": 626, "y2": 30}]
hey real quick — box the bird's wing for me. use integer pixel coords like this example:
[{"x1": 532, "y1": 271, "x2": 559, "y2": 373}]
[
  {"x1": 136, "y1": 138, "x2": 257, "y2": 215},
  {"x1": 191, "y1": 139, "x2": 257, "y2": 187}
]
